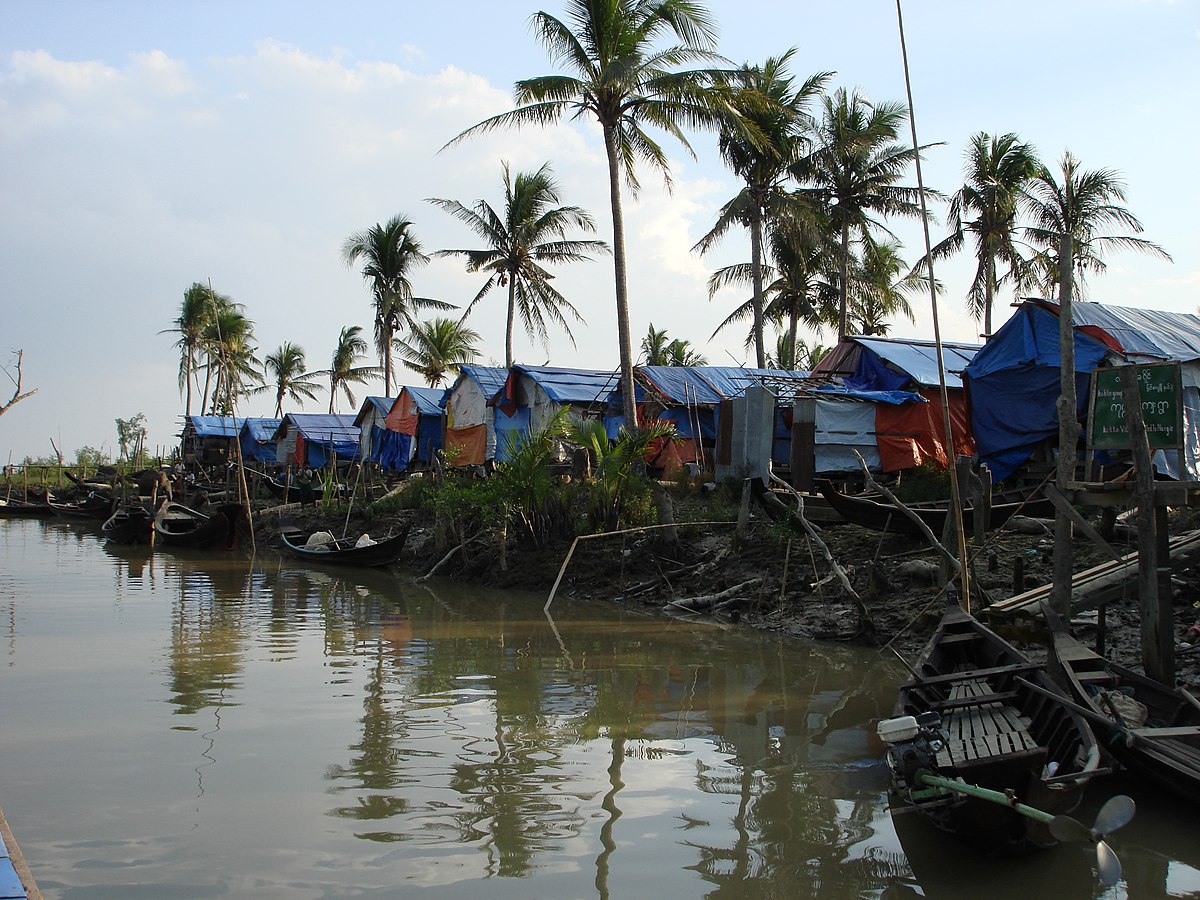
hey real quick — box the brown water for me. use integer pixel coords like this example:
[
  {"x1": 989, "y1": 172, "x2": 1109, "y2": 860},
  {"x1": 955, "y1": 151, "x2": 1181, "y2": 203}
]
[{"x1": 1, "y1": 518, "x2": 1197, "y2": 899}]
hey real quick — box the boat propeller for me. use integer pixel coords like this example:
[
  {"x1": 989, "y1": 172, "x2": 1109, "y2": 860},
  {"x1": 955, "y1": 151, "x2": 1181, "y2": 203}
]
[{"x1": 1048, "y1": 795, "x2": 1136, "y2": 888}]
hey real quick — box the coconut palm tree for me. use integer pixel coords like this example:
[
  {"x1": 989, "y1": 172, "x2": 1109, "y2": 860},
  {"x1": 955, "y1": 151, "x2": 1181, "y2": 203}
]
[
  {"x1": 201, "y1": 305, "x2": 259, "y2": 416},
  {"x1": 694, "y1": 50, "x2": 831, "y2": 366},
  {"x1": 310, "y1": 325, "x2": 381, "y2": 414},
  {"x1": 639, "y1": 323, "x2": 706, "y2": 366},
  {"x1": 790, "y1": 87, "x2": 928, "y2": 339},
  {"x1": 447, "y1": 0, "x2": 738, "y2": 433},
  {"x1": 161, "y1": 282, "x2": 228, "y2": 416},
  {"x1": 1021, "y1": 151, "x2": 1172, "y2": 298},
  {"x1": 708, "y1": 219, "x2": 838, "y2": 356},
  {"x1": 848, "y1": 239, "x2": 922, "y2": 336},
  {"x1": 394, "y1": 317, "x2": 481, "y2": 388},
  {"x1": 929, "y1": 132, "x2": 1041, "y2": 335},
  {"x1": 429, "y1": 162, "x2": 607, "y2": 367},
  {"x1": 251, "y1": 342, "x2": 322, "y2": 417},
  {"x1": 342, "y1": 216, "x2": 453, "y2": 395}
]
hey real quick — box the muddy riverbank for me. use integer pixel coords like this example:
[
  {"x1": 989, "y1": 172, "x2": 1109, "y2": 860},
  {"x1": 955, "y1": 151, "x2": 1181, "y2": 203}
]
[{"x1": 250, "y1": 489, "x2": 1200, "y2": 688}]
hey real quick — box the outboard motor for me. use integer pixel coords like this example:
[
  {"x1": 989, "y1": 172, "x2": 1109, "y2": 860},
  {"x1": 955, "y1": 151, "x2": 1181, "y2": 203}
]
[{"x1": 878, "y1": 710, "x2": 947, "y2": 789}]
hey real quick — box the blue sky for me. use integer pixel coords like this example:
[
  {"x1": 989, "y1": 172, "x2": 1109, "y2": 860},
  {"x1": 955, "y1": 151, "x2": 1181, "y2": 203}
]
[{"x1": 2, "y1": 0, "x2": 1196, "y2": 462}]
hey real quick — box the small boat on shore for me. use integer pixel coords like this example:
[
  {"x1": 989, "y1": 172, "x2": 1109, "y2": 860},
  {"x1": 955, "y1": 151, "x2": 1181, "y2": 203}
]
[
  {"x1": 819, "y1": 483, "x2": 1053, "y2": 536},
  {"x1": 152, "y1": 502, "x2": 244, "y2": 549},
  {"x1": 102, "y1": 503, "x2": 154, "y2": 545},
  {"x1": 0, "y1": 497, "x2": 54, "y2": 519},
  {"x1": 48, "y1": 491, "x2": 114, "y2": 520},
  {"x1": 1042, "y1": 602, "x2": 1200, "y2": 804},
  {"x1": 280, "y1": 525, "x2": 410, "y2": 567},
  {"x1": 878, "y1": 595, "x2": 1101, "y2": 854}
]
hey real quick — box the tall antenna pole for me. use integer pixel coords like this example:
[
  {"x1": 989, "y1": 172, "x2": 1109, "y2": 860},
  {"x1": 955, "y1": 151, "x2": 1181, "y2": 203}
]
[{"x1": 895, "y1": 0, "x2": 971, "y2": 610}]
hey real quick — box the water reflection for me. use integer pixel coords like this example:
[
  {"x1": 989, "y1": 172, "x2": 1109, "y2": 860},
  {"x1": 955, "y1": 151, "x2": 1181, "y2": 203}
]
[{"x1": 4, "y1": 517, "x2": 1199, "y2": 898}]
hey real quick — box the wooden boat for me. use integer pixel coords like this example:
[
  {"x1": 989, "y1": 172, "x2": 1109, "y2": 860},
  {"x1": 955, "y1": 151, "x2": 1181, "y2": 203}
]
[
  {"x1": 152, "y1": 502, "x2": 243, "y2": 549},
  {"x1": 1043, "y1": 603, "x2": 1200, "y2": 804},
  {"x1": 0, "y1": 497, "x2": 55, "y2": 518},
  {"x1": 261, "y1": 473, "x2": 326, "y2": 501},
  {"x1": 280, "y1": 525, "x2": 410, "y2": 567},
  {"x1": 102, "y1": 504, "x2": 154, "y2": 545},
  {"x1": 48, "y1": 491, "x2": 114, "y2": 520},
  {"x1": 819, "y1": 483, "x2": 1053, "y2": 536},
  {"x1": 878, "y1": 596, "x2": 1101, "y2": 854}
]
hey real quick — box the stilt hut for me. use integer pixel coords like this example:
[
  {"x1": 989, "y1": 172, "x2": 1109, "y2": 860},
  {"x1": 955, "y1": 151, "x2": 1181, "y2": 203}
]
[
  {"x1": 238, "y1": 417, "x2": 282, "y2": 466},
  {"x1": 382, "y1": 385, "x2": 446, "y2": 472},
  {"x1": 442, "y1": 366, "x2": 508, "y2": 466},
  {"x1": 490, "y1": 365, "x2": 621, "y2": 461},
  {"x1": 273, "y1": 413, "x2": 361, "y2": 469},
  {"x1": 353, "y1": 396, "x2": 398, "y2": 467},
  {"x1": 180, "y1": 416, "x2": 245, "y2": 466},
  {"x1": 965, "y1": 299, "x2": 1200, "y2": 481}
]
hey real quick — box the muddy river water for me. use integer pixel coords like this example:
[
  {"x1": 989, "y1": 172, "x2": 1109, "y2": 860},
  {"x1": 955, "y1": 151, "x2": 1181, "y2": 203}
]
[{"x1": 1, "y1": 518, "x2": 1196, "y2": 898}]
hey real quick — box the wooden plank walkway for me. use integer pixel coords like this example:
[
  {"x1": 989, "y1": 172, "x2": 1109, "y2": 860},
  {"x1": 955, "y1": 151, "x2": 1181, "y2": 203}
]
[{"x1": 986, "y1": 528, "x2": 1200, "y2": 619}]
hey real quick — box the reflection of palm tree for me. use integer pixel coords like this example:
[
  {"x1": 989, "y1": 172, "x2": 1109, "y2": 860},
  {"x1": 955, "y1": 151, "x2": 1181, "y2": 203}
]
[
  {"x1": 449, "y1": 0, "x2": 733, "y2": 432},
  {"x1": 430, "y1": 162, "x2": 606, "y2": 367}
]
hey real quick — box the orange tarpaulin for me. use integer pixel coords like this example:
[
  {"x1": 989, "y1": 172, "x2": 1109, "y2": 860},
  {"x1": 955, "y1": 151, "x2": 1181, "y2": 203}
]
[
  {"x1": 444, "y1": 424, "x2": 488, "y2": 467},
  {"x1": 384, "y1": 393, "x2": 420, "y2": 436},
  {"x1": 875, "y1": 389, "x2": 974, "y2": 472}
]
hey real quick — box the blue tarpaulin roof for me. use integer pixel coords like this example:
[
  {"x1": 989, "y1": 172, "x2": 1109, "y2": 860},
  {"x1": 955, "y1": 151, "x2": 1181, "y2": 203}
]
[
  {"x1": 696, "y1": 366, "x2": 809, "y2": 399},
  {"x1": 241, "y1": 417, "x2": 281, "y2": 441},
  {"x1": 846, "y1": 337, "x2": 981, "y2": 390},
  {"x1": 1038, "y1": 298, "x2": 1200, "y2": 362},
  {"x1": 188, "y1": 416, "x2": 245, "y2": 438},
  {"x1": 639, "y1": 366, "x2": 807, "y2": 405},
  {"x1": 442, "y1": 366, "x2": 508, "y2": 408},
  {"x1": 354, "y1": 396, "x2": 396, "y2": 427},
  {"x1": 404, "y1": 385, "x2": 447, "y2": 417},
  {"x1": 811, "y1": 385, "x2": 925, "y2": 405},
  {"x1": 507, "y1": 365, "x2": 620, "y2": 405},
  {"x1": 640, "y1": 366, "x2": 724, "y2": 404}
]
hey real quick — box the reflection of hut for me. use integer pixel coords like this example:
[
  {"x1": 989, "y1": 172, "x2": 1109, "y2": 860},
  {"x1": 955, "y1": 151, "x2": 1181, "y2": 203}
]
[
  {"x1": 273, "y1": 413, "x2": 360, "y2": 468},
  {"x1": 965, "y1": 298, "x2": 1200, "y2": 481},
  {"x1": 808, "y1": 336, "x2": 979, "y2": 473},
  {"x1": 238, "y1": 417, "x2": 282, "y2": 465},
  {"x1": 181, "y1": 416, "x2": 245, "y2": 465},
  {"x1": 490, "y1": 365, "x2": 620, "y2": 461},
  {"x1": 352, "y1": 396, "x2": 397, "y2": 467},
  {"x1": 382, "y1": 385, "x2": 446, "y2": 472},
  {"x1": 442, "y1": 366, "x2": 508, "y2": 466}
]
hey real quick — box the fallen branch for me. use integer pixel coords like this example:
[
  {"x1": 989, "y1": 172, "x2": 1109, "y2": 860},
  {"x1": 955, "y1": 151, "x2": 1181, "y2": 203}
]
[
  {"x1": 664, "y1": 579, "x2": 761, "y2": 614},
  {"x1": 418, "y1": 527, "x2": 486, "y2": 582},
  {"x1": 852, "y1": 450, "x2": 959, "y2": 573},
  {"x1": 0, "y1": 349, "x2": 37, "y2": 418}
]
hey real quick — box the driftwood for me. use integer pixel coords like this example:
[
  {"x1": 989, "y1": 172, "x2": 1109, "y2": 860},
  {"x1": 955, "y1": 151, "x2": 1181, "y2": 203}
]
[
  {"x1": 664, "y1": 579, "x2": 761, "y2": 614},
  {"x1": 0, "y1": 349, "x2": 37, "y2": 418},
  {"x1": 418, "y1": 527, "x2": 487, "y2": 582}
]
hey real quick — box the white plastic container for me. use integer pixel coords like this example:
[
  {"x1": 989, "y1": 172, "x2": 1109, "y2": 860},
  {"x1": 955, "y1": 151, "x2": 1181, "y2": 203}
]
[{"x1": 876, "y1": 715, "x2": 920, "y2": 743}]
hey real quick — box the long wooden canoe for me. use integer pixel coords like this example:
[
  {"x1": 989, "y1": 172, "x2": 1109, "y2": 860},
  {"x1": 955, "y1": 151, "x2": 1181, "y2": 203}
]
[
  {"x1": 152, "y1": 501, "x2": 243, "y2": 549},
  {"x1": 1043, "y1": 602, "x2": 1200, "y2": 804},
  {"x1": 819, "y1": 483, "x2": 1052, "y2": 536},
  {"x1": 881, "y1": 597, "x2": 1101, "y2": 854}
]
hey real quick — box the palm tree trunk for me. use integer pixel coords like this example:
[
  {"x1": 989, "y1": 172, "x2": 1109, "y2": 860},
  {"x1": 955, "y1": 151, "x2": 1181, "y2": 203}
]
[
  {"x1": 1051, "y1": 232, "x2": 1077, "y2": 616},
  {"x1": 787, "y1": 312, "x2": 799, "y2": 370},
  {"x1": 750, "y1": 207, "x2": 766, "y2": 369},
  {"x1": 184, "y1": 347, "x2": 195, "y2": 417},
  {"x1": 604, "y1": 125, "x2": 637, "y2": 433},
  {"x1": 983, "y1": 256, "x2": 995, "y2": 337},
  {"x1": 838, "y1": 221, "x2": 850, "y2": 340},
  {"x1": 505, "y1": 274, "x2": 517, "y2": 368}
]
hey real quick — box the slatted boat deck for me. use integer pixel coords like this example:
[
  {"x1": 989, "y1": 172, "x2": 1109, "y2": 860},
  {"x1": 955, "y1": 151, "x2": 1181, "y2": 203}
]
[{"x1": 934, "y1": 673, "x2": 1042, "y2": 770}]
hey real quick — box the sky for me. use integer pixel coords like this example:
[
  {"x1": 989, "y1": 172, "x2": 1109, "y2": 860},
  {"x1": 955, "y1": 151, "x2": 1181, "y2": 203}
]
[{"x1": 1, "y1": 0, "x2": 1197, "y2": 463}]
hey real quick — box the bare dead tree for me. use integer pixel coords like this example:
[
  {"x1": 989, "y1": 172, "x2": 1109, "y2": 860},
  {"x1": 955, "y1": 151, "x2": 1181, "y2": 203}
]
[{"x1": 0, "y1": 350, "x2": 37, "y2": 418}]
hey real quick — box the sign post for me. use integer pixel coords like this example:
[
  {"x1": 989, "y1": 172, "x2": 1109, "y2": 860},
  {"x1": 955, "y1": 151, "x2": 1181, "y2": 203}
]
[{"x1": 1088, "y1": 362, "x2": 1183, "y2": 452}]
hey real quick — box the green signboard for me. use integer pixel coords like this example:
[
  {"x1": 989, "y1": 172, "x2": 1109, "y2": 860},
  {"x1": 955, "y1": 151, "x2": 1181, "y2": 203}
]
[{"x1": 1088, "y1": 362, "x2": 1183, "y2": 450}]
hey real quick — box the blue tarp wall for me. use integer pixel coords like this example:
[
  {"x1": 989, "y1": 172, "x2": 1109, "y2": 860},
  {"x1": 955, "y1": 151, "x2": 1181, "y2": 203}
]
[
  {"x1": 965, "y1": 303, "x2": 1110, "y2": 481},
  {"x1": 239, "y1": 417, "x2": 282, "y2": 464},
  {"x1": 285, "y1": 414, "x2": 361, "y2": 468}
]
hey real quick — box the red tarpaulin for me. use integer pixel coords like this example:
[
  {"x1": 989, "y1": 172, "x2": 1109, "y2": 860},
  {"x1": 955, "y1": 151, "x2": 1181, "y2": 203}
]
[
  {"x1": 444, "y1": 424, "x2": 487, "y2": 466},
  {"x1": 874, "y1": 389, "x2": 974, "y2": 472}
]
